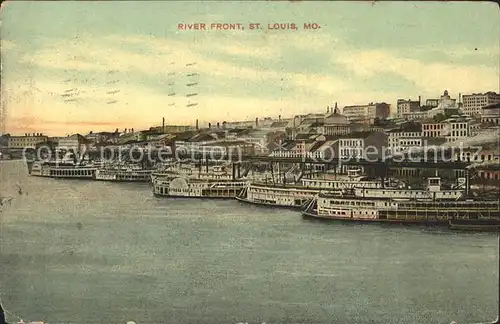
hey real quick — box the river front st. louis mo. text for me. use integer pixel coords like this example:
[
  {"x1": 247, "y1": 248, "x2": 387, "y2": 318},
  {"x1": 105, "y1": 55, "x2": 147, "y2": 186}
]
[{"x1": 177, "y1": 22, "x2": 321, "y2": 31}]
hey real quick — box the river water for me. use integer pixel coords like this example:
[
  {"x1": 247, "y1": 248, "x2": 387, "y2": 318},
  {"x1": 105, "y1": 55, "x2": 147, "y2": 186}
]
[{"x1": 1, "y1": 160, "x2": 498, "y2": 324}]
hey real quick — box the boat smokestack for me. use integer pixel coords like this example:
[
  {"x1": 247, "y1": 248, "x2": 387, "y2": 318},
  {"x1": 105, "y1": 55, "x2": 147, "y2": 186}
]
[
  {"x1": 196, "y1": 119, "x2": 199, "y2": 130},
  {"x1": 255, "y1": 117, "x2": 258, "y2": 127},
  {"x1": 418, "y1": 96, "x2": 421, "y2": 105},
  {"x1": 162, "y1": 117, "x2": 165, "y2": 133}
]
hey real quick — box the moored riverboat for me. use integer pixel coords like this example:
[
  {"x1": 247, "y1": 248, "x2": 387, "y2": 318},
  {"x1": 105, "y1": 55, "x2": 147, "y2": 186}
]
[
  {"x1": 152, "y1": 177, "x2": 247, "y2": 198},
  {"x1": 95, "y1": 163, "x2": 152, "y2": 182},
  {"x1": 29, "y1": 160, "x2": 97, "y2": 179},
  {"x1": 236, "y1": 169, "x2": 404, "y2": 209},
  {"x1": 151, "y1": 162, "x2": 239, "y2": 182},
  {"x1": 301, "y1": 177, "x2": 500, "y2": 227}
]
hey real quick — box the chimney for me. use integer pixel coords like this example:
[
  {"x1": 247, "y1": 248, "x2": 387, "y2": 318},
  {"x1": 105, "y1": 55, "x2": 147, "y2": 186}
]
[
  {"x1": 208, "y1": 123, "x2": 211, "y2": 129},
  {"x1": 418, "y1": 96, "x2": 421, "y2": 105},
  {"x1": 131, "y1": 128, "x2": 134, "y2": 133},
  {"x1": 196, "y1": 119, "x2": 199, "y2": 130},
  {"x1": 124, "y1": 128, "x2": 127, "y2": 133},
  {"x1": 217, "y1": 122, "x2": 220, "y2": 128},
  {"x1": 255, "y1": 118, "x2": 259, "y2": 127},
  {"x1": 162, "y1": 117, "x2": 165, "y2": 132},
  {"x1": 279, "y1": 115, "x2": 281, "y2": 121}
]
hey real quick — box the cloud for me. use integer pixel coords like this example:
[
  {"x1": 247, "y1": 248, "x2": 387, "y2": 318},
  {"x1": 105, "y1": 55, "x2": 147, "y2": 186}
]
[
  {"x1": 334, "y1": 49, "x2": 499, "y2": 95},
  {"x1": 5, "y1": 28, "x2": 499, "y2": 135},
  {"x1": 19, "y1": 34, "x2": 348, "y2": 99}
]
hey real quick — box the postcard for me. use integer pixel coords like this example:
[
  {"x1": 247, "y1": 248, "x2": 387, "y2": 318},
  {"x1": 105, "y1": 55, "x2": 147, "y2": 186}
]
[{"x1": 1, "y1": 1, "x2": 499, "y2": 324}]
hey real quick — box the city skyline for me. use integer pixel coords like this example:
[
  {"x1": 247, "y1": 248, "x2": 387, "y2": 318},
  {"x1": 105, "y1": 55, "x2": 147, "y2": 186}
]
[{"x1": 1, "y1": 1, "x2": 499, "y2": 136}]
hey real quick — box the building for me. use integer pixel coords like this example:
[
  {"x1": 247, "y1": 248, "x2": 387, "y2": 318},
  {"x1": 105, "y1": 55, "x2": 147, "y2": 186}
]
[
  {"x1": 147, "y1": 134, "x2": 175, "y2": 149},
  {"x1": 199, "y1": 140, "x2": 255, "y2": 157},
  {"x1": 85, "y1": 131, "x2": 120, "y2": 144},
  {"x1": 401, "y1": 110, "x2": 428, "y2": 121},
  {"x1": 396, "y1": 98, "x2": 420, "y2": 118},
  {"x1": 422, "y1": 117, "x2": 478, "y2": 143},
  {"x1": 462, "y1": 92, "x2": 500, "y2": 116},
  {"x1": 323, "y1": 103, "x2": 350, "y2": 136},
  {"x1": 342, "y1": 102, "x2": 390, "y2": 124},
  {"x1": 426, "y1": 90, "x2": 459, "y2": 118},
  {"x1": 387, "y1": 123, "x2": 423, "y2": 154},
  {"x1": 481, "y1": 103, "x2": 500, "y2": 125},
  {"x1": 338, "y1": 131, "x2": 388, "y2": 160},
  {"x1": 57, "y1": 134, "x2": 91, "y2": 153},
  {"x1": 422, "y1": 122, "x2": 446, "y2": 138},
  {"x1": 8, "y1": 133, "x2": 48, "y2": 149},
  {"x1": 269, "y1": 133, "x2": 325, "y2": 159},
  {"x1": 425, "y1": 99, "x2": 439, "y2": 108},
  {"x1": 454, "y1": 146, "x2": 499, "y2": 163},
  {"x1": 442, "y1": 118, "x2": 470, "y2": 142}
]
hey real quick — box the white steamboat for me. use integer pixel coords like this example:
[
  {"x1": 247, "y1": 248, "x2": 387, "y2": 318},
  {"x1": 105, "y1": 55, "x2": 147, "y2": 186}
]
[
  {"x1": 236, "y1": 169, "x2": 404, "y2": 209},
  {"x1": 95, "y1": 163, "x2": 152, "y2": 182},
  {"x1": 29, "y1": 160, "x2": 97, "y2": 179},
  {"x1": 302, "y1": 177, "x2": 500, "y2": 225},
  {"x1": 151, "y1": 162, "x2": 237, "y2": 182},
  {"x1": 152, "y1": 162, "x2": 252, "y2": 198},
  {"x1": 153, "y1": 177, "x2": 247, "y2": 198}
]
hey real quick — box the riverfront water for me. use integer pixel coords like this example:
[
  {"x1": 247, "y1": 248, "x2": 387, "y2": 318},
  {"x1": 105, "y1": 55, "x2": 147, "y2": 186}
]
[{"x1": 1, "y1": 160, "x2": 498, "y2": 324}]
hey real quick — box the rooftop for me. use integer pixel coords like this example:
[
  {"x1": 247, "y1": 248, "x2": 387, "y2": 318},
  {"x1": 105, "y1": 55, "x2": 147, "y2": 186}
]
[{"x1": 482, "y1": 103, "x2": 500, "y2": 110}]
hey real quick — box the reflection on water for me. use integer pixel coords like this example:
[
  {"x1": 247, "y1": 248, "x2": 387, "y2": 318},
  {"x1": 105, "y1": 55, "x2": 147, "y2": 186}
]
[{"x1": 1, "y1": 160, "x2": 498, "y2": 324}]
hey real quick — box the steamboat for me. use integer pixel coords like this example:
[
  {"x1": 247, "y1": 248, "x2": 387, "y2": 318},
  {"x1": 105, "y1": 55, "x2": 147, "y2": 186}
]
[
  {"x1": 301, "y1": 176, "x2": 500, "y2": 228},
  {"x1": 95, "y1": 163, "x2": 152, "y2": 182},
  {"x1": 152, "y1": 177, "x2": 247, "y2": 198},
  {"x1": 236, "y1": 168, "x2": 405, "y2": 209},
  {"x1": 29, "y1": 160, "x2": 97, "y2": 179},
  {"x1": 151, "y1": 162, "x2": 238, "y2": 181}
]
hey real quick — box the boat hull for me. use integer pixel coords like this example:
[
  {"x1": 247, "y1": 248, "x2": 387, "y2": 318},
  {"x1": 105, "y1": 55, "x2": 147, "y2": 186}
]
[
  {"x1": 235, "y1": 195, "x2": 309, "y2": 210},
  {"x1": 448, "y1": 220, "x2": 500, "y2": 232},
  {"x1": 301, "y1": 210, "x2": 447, "y2": 225}
]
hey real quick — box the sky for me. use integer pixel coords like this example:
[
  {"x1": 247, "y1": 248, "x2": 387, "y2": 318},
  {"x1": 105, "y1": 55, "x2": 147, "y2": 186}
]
[{"x1": 0, "y1": 1, "x2": 499, "y2": 136}]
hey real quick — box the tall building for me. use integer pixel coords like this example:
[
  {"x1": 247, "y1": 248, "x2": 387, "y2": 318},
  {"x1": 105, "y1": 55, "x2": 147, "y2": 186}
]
[
  {"x1": 462, "y1": 92, "x2": 500, "y2": 116},
  {"x1": 342, "y1": 102, "x2": 390, "y2": 124},
  {"x1": 396, "y1": 98, "x2": 420, "y2": 118}
]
